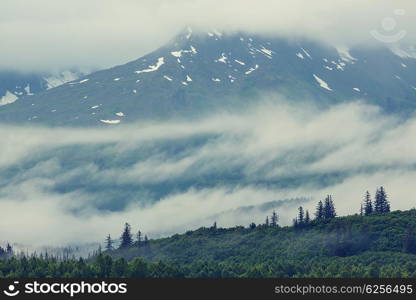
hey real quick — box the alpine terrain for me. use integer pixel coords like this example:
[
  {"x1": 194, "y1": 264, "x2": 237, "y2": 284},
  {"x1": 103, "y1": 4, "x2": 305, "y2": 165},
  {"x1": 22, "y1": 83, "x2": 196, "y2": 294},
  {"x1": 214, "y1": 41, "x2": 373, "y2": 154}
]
[{"x1": 1, "y1": 28, "x2": 415, "y2": 126}]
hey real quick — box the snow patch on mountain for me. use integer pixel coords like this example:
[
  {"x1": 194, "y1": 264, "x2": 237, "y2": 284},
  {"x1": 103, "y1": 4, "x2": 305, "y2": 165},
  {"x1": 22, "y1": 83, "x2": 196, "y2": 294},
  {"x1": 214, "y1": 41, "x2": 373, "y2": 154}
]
[
  {"x1": 135, "y1": 57, "x2": 165, "y2": 74},
  {"x1": 336, "y1": 47, "x2": 357, "y2": 63},
  {"x1": 100, "y1": 119, "x2": 120, "y2": 124},
  {"x1": 0, "y1": 91, "x2": 18, "y2": 106},
  {"x1": 171, "y1": 46, "x2": 197, "y2": 58},
  {"x1": 301, "y1": 48, "x2": 312, "y2": 59},
  {"x1": 245, "y1": 65, "x2": 259, "y2": 75},
  {"x1": 331, "y1": 60, "x2": 346, "y2": 71},
  {"x1": 44, "y1": 71, "x2": 81, "y2": 89},
  {"x1": 260, "y1": 47, "x2": 273, "y2": 57},
  {"x1": 313, "y1": 74, "x2": 333, "y2": 91},
  {"x1": 296, "y1": 53, "x2": 305, "y2": 59},
  {"x1": 215, "y1": 53, "x2": 228, "y2": 64}
]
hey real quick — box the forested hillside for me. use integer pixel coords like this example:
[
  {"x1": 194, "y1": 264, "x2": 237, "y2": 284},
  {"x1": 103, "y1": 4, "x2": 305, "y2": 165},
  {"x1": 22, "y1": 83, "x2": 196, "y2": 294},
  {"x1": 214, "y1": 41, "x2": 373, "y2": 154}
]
[{"x1": 2, "y1": 206, "x2": 416, "y2": 278}]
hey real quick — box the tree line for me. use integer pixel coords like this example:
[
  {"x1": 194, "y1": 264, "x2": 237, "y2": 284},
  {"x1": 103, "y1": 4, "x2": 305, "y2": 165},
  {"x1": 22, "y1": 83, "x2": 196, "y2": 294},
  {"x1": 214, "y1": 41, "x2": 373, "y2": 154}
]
[
  {"x1": 256, "y1": 186, "x2": 390, "y2": 230},
  {"x1": 104, "y1": 223, "x2": 149, "y2": 253}
]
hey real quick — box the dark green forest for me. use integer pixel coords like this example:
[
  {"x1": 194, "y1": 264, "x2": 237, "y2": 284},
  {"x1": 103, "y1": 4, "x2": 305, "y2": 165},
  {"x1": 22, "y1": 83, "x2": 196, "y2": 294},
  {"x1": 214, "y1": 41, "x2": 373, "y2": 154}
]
[{"x1": 2, "y1": 188, "x2": 416, "y2": 278}]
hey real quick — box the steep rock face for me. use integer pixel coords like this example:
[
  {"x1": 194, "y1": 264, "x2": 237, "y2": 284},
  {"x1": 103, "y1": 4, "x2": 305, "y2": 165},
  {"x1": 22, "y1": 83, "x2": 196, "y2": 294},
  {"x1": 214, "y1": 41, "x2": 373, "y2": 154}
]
[{"x1": 0, "y1": 28, "x2": 415, "y2": 126}]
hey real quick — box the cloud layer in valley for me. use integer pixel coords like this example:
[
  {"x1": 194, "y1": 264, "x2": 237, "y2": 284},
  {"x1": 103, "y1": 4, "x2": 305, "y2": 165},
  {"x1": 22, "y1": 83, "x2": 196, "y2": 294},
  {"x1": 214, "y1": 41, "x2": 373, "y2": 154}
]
[
  {"x1": 1, "y1": 99, "x2": 416, "y2": 247},
  {"x1": 1, "y1": 0, "x2": 415, "y2": 72}
]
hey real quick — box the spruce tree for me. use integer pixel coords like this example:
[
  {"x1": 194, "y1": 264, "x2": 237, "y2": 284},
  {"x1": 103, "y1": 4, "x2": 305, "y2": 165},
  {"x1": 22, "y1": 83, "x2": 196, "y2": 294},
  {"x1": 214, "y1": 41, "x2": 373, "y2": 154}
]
[
  {"x1": 323, "y1": 195, "x2": 336, "y2": 219},
  {"x1": 374, "y1": 188, "x2": 383, "y2": 214},
  {"x1": 364, "y1": 191, "x2": 373, "y2": 216},
  {"x1": 271, "y1": 211, "x2": 278, "y2": 227},
  {"x1": 315, "y1": 200, "x2": 324, "y2": 220},
  {"x1": 380, "y1": 187, "x2": 390, "y2": 213},
  {"x1": 119, "y1": 223, "x2": 133, "y2": 249},
  {"x1": 374, "y1": 187, "x2": 390, "y2": 214},
  {"x1": 105, "y1": 234, "x2": 113, "y2": 252},
  {"x1": 265, "y1": 216, "x2": 269, "y2": 227},
  {"x1": 385, "y1": 200, "x2": 391, "y2": 213},
  {"x1": 305, "y1": 210, "x2": 310, "y2": 224},
  {"x1": 298, "y1": 206, "x2": 304, "y2": 224}
]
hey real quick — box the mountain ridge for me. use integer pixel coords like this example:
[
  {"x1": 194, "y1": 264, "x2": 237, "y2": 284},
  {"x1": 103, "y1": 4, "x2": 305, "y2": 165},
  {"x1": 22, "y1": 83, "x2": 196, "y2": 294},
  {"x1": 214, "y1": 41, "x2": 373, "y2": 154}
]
[{"x1": 0, "y1": 28, "x2": 415, "y2": 126}]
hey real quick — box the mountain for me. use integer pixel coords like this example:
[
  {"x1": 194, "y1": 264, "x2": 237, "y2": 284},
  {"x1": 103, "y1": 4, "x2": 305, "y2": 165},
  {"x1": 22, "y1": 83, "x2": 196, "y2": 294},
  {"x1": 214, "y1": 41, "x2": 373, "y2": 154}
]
[
  {"x1": 0, "y1": 69, "x2": 87, "y2": 106},
  {"x1": 1, "y1": 28, "x2": 415, "y2": 126}
]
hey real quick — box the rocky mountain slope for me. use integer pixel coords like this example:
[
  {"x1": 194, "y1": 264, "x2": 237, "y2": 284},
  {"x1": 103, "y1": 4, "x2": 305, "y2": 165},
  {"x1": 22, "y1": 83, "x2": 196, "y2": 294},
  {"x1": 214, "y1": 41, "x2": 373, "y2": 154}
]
[{"x1": 0, "y1": 28, "x2": 415, "y2": 126}]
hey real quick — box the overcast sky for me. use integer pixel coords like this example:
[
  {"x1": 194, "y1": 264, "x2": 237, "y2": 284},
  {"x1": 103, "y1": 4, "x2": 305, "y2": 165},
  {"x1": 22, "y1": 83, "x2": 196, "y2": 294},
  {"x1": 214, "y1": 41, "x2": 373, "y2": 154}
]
[{"x1": 0, "y1": 0, "x2": 415, "y2": 72}]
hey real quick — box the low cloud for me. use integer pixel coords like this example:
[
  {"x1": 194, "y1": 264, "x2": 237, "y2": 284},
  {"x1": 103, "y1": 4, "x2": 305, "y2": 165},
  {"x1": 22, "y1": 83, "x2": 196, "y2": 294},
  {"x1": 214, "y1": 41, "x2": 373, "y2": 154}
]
[
  {"x1": 0, "y1": 0, "x2": 415, "y2": 72},
  {"x1": 1, "y1": 99, "x2": 416, "y2": 247}
]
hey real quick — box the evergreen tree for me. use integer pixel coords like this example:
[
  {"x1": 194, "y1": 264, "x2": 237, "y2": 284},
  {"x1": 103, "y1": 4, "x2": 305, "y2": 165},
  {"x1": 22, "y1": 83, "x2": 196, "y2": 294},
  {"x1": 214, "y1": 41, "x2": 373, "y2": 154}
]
[
  {"x1": 105, "y1": 234, "x2": 114, "y2": 252},
  {"x1": 364, "y1": 191, "x2": 373, "y2": 216},
  {"x1": 382, "y1": 187, "x2": 391, "y2": 213},
  {"x1": 212, "y1": 222, "x2": 217, "y2": 230},
  {"x1": 265, "y1": 216, "x2": 269, "y2": 227},
  {"x1": 360, "y1": 203, "x2": 363, "y2": 216},
  {"x1": 298, "y1": 207, "x2": 304, "y2": 224},
  {"x1": 323, "y1": 195, "x2": 336, "y2": 219},
  {"x1": 249, "y1": 223, "x2": 256, "y2": 230},
  {"x1": 120, "y1": 223, "x2": 133, "y2": 249},
  {"x1": 374, "y1": 187, "x2": 390, "y2": 214},
  {"x1": 315, "y1": 200, "x2": 324, "y2": 220},
  {"x1": 136, "y1": 231, "x2": 142, "y2": 246},
  {"x1": 292, "y1": 218, "x2": 298, "y2": 228},
  {"x1": 385, "y1": 200, "x2": 391, "y2": 213},
  {"x1": 6, "y1": 243, "x2": 13, "y2": 256},
  {"x1": 144, "y1": 235, "x2": 149, "y2": 246},
  {"x1": 374, "y1": 188, "x2": 383, "y2": 214},
  {"x1": 270, "y1": 211, "x2": 278, "y2": 227},
  {"x1": 305, "y1": 210, "x2": 310, "y2": 224}
]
